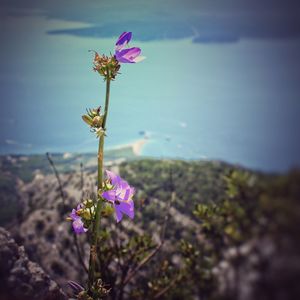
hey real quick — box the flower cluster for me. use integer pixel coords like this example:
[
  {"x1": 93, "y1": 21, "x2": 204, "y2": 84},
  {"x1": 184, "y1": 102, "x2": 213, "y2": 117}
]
[
  {"x1": 69, "y1": 203, "x2": 89, "y2": 234},
  {"x1": 92, "y1": 32, "x2": 145, "y2": 80},
  {"x1": 102, "y1": 170, "x2": 135, "y2": 223},
  {"x1": 68, "y1": 171, "x2": 135, "y2": 234},
  {"x1": 82, "y1": 107, "x2": 105, "y2": 138},
  {"x1": 92, "y1": 53, "x2": 120, "y2": 80},
  {"x1": 67, "y1": 31, "x2": 141, "y2": 297}
]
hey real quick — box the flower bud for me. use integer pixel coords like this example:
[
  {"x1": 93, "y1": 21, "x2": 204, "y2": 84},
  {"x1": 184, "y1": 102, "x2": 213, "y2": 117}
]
[
  {"x1": 92, "y1": 52, "x2": 121, "y2": 80},
  {"x1": 92, "y1": 115, "x2": 103, "y2": 128},
  {"x1": 83, "y1": 199, "x2": 94, "y2": 208},
  {"x1": 81, "y1": 210, "x2": 92, "y2": 220},
  {"x1": 82, "y1": 115, "x2": 93, "y2": 126}
]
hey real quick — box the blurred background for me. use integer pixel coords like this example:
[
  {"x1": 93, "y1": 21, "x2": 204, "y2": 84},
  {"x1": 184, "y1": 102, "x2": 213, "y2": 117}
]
[
  {"x1": 1, "y1": 0, "x2": 300, "y2": 172},
  {"x1": 0, "y1": 1, "x2": 300, "y2": 300}
]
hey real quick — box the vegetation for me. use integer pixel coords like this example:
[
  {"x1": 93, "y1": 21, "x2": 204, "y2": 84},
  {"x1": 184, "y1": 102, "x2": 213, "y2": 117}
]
[
  {"x1": 0, "y1": 156, "x2": 299, "y2": 299},
  {"x1": 118, "y1": 160, "x2": 300, "y2": 299},
  {"x1": 0, "y1": 149, "x2": 135, "y2": 226}
]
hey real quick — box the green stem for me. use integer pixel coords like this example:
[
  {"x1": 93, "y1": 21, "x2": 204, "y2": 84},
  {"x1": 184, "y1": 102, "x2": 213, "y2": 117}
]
[
  {"x1": 97, "y1": 134, "x2": 104, "y2": 190},
  {"x1": 88, "y1": 69, "x2": 111, "y2": 292},
  {"x1": 102, "y1": 75, "x2": 111, "y2": 130}
]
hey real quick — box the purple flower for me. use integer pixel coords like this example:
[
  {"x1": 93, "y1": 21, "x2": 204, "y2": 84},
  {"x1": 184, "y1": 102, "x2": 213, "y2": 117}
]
[
  {"x1": 115, "y1": 32, "x2": 145, "y2": 63},
  {"x1": 115, "y1": 32, "x2": 132, "y2": 51},
  {"x1": 70, "y1": 204, "x2": 88, "y2": 234},
  {"x1": 102, "y1": 170, "x2": 135, "y2": 223}
]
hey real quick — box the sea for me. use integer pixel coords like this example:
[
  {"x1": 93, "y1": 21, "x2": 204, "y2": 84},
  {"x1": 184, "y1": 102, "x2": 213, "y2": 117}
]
[{"x1": 1, "y1": 17, "x2": 300, "y2": 173}]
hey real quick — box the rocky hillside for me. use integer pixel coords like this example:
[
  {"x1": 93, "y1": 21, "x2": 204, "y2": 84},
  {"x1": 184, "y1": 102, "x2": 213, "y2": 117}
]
[
  {"x1": 0, "y1": 227, "x2": 66, "y2": 300},
  {"x1": 0, "y1": 154, "x2": 299, "y2": 299}
]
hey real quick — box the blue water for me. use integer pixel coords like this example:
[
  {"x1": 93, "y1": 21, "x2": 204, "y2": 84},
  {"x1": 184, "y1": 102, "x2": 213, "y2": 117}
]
[{"x1": 1, "y1": 17, "x2": 300, "y2": 172}]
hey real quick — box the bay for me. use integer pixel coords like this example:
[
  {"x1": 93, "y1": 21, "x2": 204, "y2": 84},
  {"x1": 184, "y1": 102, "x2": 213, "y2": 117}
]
[{"x1": 0, "y1": 16, "x2": 300, "y2": 172}]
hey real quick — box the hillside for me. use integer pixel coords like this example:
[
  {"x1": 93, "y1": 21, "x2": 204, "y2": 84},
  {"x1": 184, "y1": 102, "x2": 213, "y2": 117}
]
[{"x1": 0, "y1": 154, "x2": 299, "y2": 299}]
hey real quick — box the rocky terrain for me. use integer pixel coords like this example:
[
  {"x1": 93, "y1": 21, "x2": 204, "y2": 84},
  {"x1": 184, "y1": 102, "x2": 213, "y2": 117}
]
[
  {"x1": 0, "y1": 153, "x2": 299, "y2": 299},
  {"x1": 0, "y1": 227, "x2": 66, "y2": 300},
  {"x1": 0, "y1": 151, "x2": 143, "y2": 297},
  {"x1": 7, "y1": 157, "x2": 126, "y2": 292}
]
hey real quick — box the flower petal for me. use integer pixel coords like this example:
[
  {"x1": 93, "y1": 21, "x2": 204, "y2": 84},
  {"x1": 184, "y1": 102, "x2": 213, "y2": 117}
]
[
  {"x1": 106, "y1": 170, "x2": 122, "y2": 186},
  {"x1": 116, "y1": 188, "x2": 128, "y2": 201},
  {"x1": 115, "y1": 201, "x2": 134, "y2": 222},
  {"x1": 72, "y1": 218, "x2": 88, "y2": 234},
  {"x1": 115, "y1": 205, "x2": 123, "y2": 223},
  {"x1": 119, "y1": 178, "x2": 130, "y2": 190},
  {"x1": 121, "y1": 47, "x2": 141, "y2": 59},
  {"x1": 115, "y1": 32, "x2": 132, "y2": 51},
  {"x1": 115, "y1": 47, "x2": 142, "y2": 63},
  {"x1": 115, "y1": 52, "x2": 134, "y2": 63},
  {"x1": 102, "y1": 190, "x2": 116, "y2": 202},
  {"x1": 116, "y1": 186, "x2": 134, "y2": 201},
  {"x1": 133, "y1": 55, "x2": 146, "y2": 63},
  {"x1": 76, "y1": 203, "x2": 84, "y2": 210},
  {"x1": 70, "y1": 209, "x2": 80, "y2": 221}
]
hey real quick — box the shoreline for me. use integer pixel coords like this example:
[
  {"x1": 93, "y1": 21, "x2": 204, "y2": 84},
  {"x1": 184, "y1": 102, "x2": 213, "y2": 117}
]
[
  {"x1": 0, "y1": 139, "x2": 149, "y2": 158},
  {"x1": 132, "y1": 139, "x2": 147, "y2": 156},
  {"x1": 108, "y1": 138, "x2": 148, "y2": 156}
]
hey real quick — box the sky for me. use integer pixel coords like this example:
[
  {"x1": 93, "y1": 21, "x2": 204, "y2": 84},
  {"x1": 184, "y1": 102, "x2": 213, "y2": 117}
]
[
  {"x1": 2, "y1": 0, "x2": 300, "y2": 42},
  {"x1": 0, "y1": 0, "x2": 300, "y2": 172}
]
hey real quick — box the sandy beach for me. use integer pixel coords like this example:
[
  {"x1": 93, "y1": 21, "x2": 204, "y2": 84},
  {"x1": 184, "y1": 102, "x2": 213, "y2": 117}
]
[
  {"x1": 132, "y1": 139, "x2": 147, "y2": 156},
  {"x1": 109, "y1": 138, "x2": 148, "y2": 156}
]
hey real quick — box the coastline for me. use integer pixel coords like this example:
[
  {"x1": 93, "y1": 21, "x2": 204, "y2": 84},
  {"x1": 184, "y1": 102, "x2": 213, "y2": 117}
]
[
  {"x1": 132, "y1": 139, "x2": 147, "y2": 156},
  {"x1": 108, "y1": 138, "x2": 148, "y2": 156}
]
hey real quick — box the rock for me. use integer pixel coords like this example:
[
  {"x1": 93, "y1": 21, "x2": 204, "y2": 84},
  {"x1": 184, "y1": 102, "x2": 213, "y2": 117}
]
[
  {"x1": 12, "y1": 171, "x2": 90, "y2": 288},
  {"x1": 0, "y1": 227, "x2": 67, "y2": 300}
]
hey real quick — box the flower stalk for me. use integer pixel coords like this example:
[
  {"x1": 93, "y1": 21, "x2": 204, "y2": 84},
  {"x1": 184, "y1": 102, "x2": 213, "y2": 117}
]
[
  {"x1": 67, "y1": 32, "x2": 144, "y2": 299},
  {"x1": 88, "y1": 67, "x2": 111, "y2": 293}
]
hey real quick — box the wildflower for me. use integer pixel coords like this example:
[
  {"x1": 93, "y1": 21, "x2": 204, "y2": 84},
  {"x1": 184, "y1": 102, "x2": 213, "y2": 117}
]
[
  {"x1": 102, "y1": 170, "x2": 135, "y2": 222},
  {"x1": 69, "y1": 204, "x2": 88, "y2": 234},
  {"x1": 115, "y1": 32, "x2": 145, "y2": 63}
]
